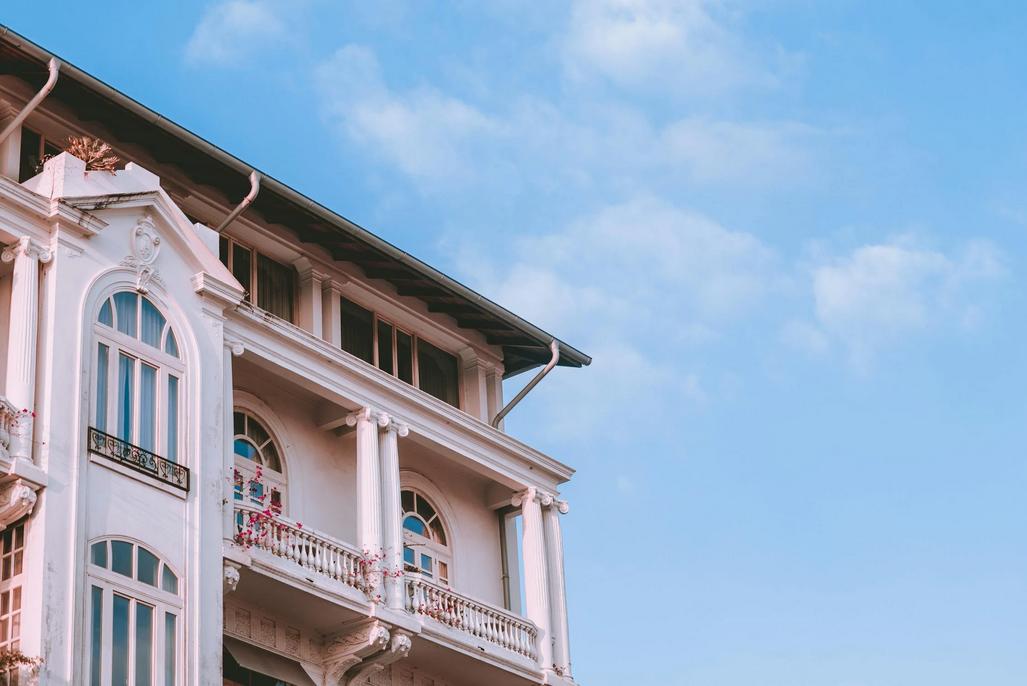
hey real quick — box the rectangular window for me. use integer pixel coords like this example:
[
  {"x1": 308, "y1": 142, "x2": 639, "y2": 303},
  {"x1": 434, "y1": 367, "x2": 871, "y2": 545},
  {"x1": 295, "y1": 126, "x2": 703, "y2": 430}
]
[
  {"x1": 139, "y1": 364, "x2": 158, "y2": 452},
  {"x1": 256, "y1": 253, "x2": 295, "y2": 322},
  {"x1": 90, "y1": 587, "x2": 103, "y2": 686},
  {"x1": 135, "y1": 602, "x2": 153, "y2": 686},
  {"x1": 417, "y1": 339, "x2": 460, "y2": 407},
  {"x1": 117, "y1": 354, "x2": 135, "y2": 444},
  {"x1": 18, "y1": 128, "x2": 42, "y2": 183},
  {"x1": 396, "y1": 330, "x2": 414, "y2": 384},
  {"x1": 377, "y1": 320, "x2": 394, "y2": 374},
  {"x1": 166, "y1": 376, "x2": 179, "y2": 463},
  {"x1": 339, "y1": 296, "x2": 374, "y2": 364},
  {"x1": 112, "y1": 594, "x2": 130, "y2": 686},
  {"x1": 96, "y1": 344, "x2": 109, "y2": 433},
  {"x1": 164, "y1": 613, "x2": 176, "y2": 686}
]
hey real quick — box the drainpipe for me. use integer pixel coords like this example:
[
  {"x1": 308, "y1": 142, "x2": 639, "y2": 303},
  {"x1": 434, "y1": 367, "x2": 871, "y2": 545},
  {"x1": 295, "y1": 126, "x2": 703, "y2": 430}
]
[
  {"x1": 215, "y1": 170, "x2": 261, "y2": 233},
  {"x1": 0, "y1": 57, "x2": 60, "y2": 146},
  {"x1": 491, "y1": 339, "x2": 560, "y2": 429}
]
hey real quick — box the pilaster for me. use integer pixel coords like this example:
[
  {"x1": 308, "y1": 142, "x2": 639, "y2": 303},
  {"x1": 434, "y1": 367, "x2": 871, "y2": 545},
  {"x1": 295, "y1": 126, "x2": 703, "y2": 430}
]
[
  {"x1": 223, "y1": 336, "x2": 244, "y2": 541},
  {"x1": 295, "y1": 258, "x2": 323, "y2": 338},
  {"x1": 2, "y1": 237, "x2": 52, "y2": 463},
  {"x1": 512, "y1": 487, "x2": 554, "y2": 671},
  {"x1": 379, "y1": 414, "x2": 408, "y2": 610},
  {"x1": 321, "y1": 277, "x2": 345, "y2": 347}
]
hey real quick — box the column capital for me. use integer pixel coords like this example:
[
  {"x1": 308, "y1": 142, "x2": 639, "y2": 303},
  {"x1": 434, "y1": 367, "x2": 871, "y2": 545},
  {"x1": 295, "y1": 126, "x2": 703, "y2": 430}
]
[
  {"x1": 346, "y1": 407, "x2": 389, "y2": 428},
  {"x1": 380, "y1": 414, "x2": 409, "y2": 437},
  {"x1": 2, "y1": 237, "x2": 52, "y2": 265},
  {"x1": 223, "y1": 335, "x2": 245, "y2": 356},
  {"x1": 545, "y1": 498, "x2": 570, "y2": 515}
]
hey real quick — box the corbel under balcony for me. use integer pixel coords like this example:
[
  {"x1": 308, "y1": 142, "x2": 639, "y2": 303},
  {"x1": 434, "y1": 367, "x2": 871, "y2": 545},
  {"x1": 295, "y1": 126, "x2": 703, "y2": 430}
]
[{"x1": 0, "y1": 395, "x2": 45, "y2": 529}]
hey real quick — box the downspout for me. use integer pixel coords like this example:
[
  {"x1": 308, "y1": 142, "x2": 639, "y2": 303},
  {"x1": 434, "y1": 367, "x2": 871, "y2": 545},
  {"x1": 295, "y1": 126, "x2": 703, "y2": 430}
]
[
  {"x1": 215, "y1": 170, "x2": 261, "y2": 233},
  {"x1": 491, "y1": 339, "x2": 560, "y2": 429},
  {"x1": 0, "y1": 57, "x2": 60, "y2": 146}
]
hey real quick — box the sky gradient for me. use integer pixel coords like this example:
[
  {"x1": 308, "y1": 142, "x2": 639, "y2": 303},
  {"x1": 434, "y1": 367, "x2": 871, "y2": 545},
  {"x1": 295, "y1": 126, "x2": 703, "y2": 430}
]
[{"x1": 6, "y1": 2, "x2": 1026, "y2": 684}]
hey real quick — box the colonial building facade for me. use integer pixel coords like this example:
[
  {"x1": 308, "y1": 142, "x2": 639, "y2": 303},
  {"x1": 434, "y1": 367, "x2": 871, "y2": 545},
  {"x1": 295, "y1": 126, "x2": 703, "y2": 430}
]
[{"x1": 0, "y1": 27, "x2": 590, "y2": 686}]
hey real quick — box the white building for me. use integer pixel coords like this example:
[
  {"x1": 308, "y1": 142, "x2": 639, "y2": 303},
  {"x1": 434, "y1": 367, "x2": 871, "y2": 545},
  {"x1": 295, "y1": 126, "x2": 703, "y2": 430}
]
[{"x1": 0, "y1": 27, "x2": 591, "y2": 686}]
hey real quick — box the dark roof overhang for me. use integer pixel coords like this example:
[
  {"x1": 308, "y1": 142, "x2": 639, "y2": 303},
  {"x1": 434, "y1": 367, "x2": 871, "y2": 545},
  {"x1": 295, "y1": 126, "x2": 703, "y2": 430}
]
[{"x1": 0, "y1": 25, "x2": 591, "y2": 378}]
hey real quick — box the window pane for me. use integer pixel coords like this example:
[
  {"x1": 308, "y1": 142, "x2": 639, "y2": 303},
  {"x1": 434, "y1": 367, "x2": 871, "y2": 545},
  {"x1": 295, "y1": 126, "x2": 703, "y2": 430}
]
[
  {"x1": 117, "y1": 354, "x2": 135, "y2": 443},
  {"x1": 401, "y1": 490, "x2": 414, "y2": 514},
  {"x1": 137, "y1": 548, "x2": 159, "y2": 587},
  {"x1": 256, "y1": 253, "x2": 295, "y2": 322},
  {"x1": 219, "y1": 236, "x2": 230, "y2": 267},
  {"x1": 98, "y1": 299, "x2": 113, "y2": 327},
  {"x1": 234, "y1": 411, "x2": 245, "y2": 437},
  {"x1": 135, "y1": 602, "x2": 153, "y2": 686},
  {"x1": 164, "y1": 329, "x2": 179, "y2": 358},
  {"x1": 403, "y1": 516, "x2": 427, "y2": 537},
  {"x1": 234, "y1": 439, "x2": 257, "y2": 462},
  {"x1": 417, "y1": 339, "x2": 460, "y2": 407},
  {"x1": 396, "y1": 330, "x2": 413, "y2": 384},
  {"x1": 167, "y1": 376, "x2": 179, "y2": 463},
  {"x1": 140, "y1": 299, "x2": 166, "y2": 349},
  {"x1": 339, "y1": 297, "x2": 374, "y2": 364},
  {"x1": 113, "y1": 292, "x2": 138, "y2": 338},
  {"x1": 245, "y1": 416, "x2": 270, "y2": 447},
  {"x1": 162, "y1": 565, "x2": 178, "y2": 595},
  {"x1": 111, "y1": 541, "x2": 133, "y2": 578},
  {"x1": 420, "y1": 553, "x2": 433, "y2": 575},
  {"x1": 90, "y1": 586, "x2": 103, "y2": 686},
  {"x1": 232, "y1": 244, "x2": 252, "y2": 295},
  {"x1": 416, "y1": 495, "x2": 437, "y2": 523},
  {"x1": 96, "y1": 344, "x2": 109, "y2": 433},
  {"x1": 429, "y1": 518, "x2": 447, "y2": 546},
  {"x1": 112, "y1": 595, "x2": 130, "y2": 686},
  {"x1": 18, "y1": 127, "x2": 41, "y2": 182},
  {"x1": 164, "y1": 613, "x2": 176, "y2": 686},
  {"x1": 233, "y1": 470, "x2": 244, "y2": 501},
  {"x1": 439, "y1": 561, "x2": 449, "y2": 585},
  {"x1": 90, "y1": 542, "x2": 108, "y2": 568},
  {"x1": 377, "y1": 320, "x2": 394, "y2": 374},
  {"x1": 139, "y1": 364, "x2": 157, "y2": 452},
  {"x1": 404, "y1": 546, "x2": 415, "y2": 566}
]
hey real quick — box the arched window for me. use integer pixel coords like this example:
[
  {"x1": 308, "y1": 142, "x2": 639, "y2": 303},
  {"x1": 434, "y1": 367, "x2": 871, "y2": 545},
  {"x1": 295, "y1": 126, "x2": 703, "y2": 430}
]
[
  {"x1": 93, "y1": 292, "x2": 183, "y2": 462},
  {"x1": 401, "y1": 489, "x2": 451, "y2": 586},
  {"x1": 232, "y1": 411, "x2": 286, "y2": 513},
  {"x1": 87, "y1": 538, "x2": 181, "y2": 686}
]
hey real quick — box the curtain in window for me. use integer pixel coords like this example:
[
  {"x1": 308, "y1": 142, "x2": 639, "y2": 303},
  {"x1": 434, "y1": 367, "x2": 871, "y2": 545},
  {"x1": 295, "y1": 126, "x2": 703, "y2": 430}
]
[
  {"x1": 167, "y1": 376, "x2": 179, "y2": 462},
  {"x1": 140, "y1": 299, "x2": 166, "y2": 349},
  {"x1": 339, "y1": 297, "x2": 374, "y2": 364},
  {"x1": 96, "y1": 344, "x2": 109, "y2": 432},
  {"x1": 139, "y1": 364, "x2": 157, "y2": 452},
  {"x1": 417, "y1": 340, "x2": 460, "y2": 407},
  {"x1": 256, "y1": 253, "x2": 295, "y2": 322},
  {"x1": 117, "y1": 354, "x2": 135, "y2": 443},
  {"x1": 113, "y1": 292, "x2": 138, "y2": 338}
]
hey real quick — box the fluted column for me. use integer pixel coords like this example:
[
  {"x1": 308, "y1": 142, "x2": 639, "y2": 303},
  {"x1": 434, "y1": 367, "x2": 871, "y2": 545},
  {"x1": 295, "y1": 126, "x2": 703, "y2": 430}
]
[
  {"x1": 223, "y1": 338, "x2": 244, "y2": 541},
  {"x1": 544, "y1": 497, "x2": 571, "y2": 677},
  {"x1": 379, "y1": 414, "x2": 408, "y2": 610},
  {"x1": 2, "y1": 237, "x2": 51, "y2": 462},
  {"x1": 347, "y1": 407, "x2": 388, "y2": 602},
  {"x1": 513, "y1": 487, "x2": 553, "y2": 671}
]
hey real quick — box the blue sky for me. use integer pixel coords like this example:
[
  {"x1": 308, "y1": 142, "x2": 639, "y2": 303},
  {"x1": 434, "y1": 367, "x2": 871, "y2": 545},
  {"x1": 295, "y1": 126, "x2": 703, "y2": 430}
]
[{"x1": 9, "y1": 2, "x2": 1026, "y2": 683}]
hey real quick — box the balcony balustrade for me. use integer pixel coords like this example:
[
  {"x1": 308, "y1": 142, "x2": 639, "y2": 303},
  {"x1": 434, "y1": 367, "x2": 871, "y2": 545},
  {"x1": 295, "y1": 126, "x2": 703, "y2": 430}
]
[
  {"x1": 88, "y1": 427, "x2": 190, "y2": 491},
  {"x1": 0, "y1": 396, "x2": 17, "y2": 460},
  {"x1": 233, "y1": 502, "x2": 366, "y2": 592},
  {"x1": 406, "y1": 576, "x2": 539, "y2": 662}
]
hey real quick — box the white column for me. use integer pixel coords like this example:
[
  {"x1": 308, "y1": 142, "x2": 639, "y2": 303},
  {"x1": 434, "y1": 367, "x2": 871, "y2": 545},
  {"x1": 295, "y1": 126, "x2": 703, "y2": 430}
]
[
  {"x1": 378, "y1": 414, "x2": 408, "y2": 610},
  {"x1": 544, "y1": 498, "x2": 572, "y2": 677},
  {"x1": 346, "y1": 407, "x2": 388, "y2": 602},
  {"x1": 1, "y1": 237, "x2": 51, "y2": 462},
  {"x1": 513, "y1": 487, "x2": 553, "y2": 671},
  {"x1": 223, "y1": 338, "x2": 243, "y2": 541}
]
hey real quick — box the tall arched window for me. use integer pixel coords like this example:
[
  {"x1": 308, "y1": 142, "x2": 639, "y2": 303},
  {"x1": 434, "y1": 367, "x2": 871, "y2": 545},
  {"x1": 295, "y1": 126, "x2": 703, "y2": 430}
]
[
  {"x1": 401, "y1": 489, "x2": 451, "y2": 586},
  {"x1": 93, "y1": 292, "x2": 183, "y2": 462},
  {"x1": 87, "y1": 538, "x2": 181, "y2": 686},
  {"x1": 232, "y1": 411, "x2": 286, "y2": 512}
]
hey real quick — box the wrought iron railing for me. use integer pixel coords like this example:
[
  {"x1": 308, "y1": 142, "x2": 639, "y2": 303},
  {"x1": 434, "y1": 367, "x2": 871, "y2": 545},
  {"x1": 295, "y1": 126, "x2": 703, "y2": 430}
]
[{"x1": 88, "y1": 427, "x2": 190, "y2": 491}]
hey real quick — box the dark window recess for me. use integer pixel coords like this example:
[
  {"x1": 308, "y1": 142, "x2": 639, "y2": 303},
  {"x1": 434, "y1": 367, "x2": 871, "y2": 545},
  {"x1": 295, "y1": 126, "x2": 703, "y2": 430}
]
[
  {"x1": 18, "y1": 128, "x2": 42, "y2": 182},
  {"x1": 396, "y1": 330, "x2": 414, "y2": 384},
  {"x1": 377, "y1": 320, "x2": 394, "y2": 374},
  {"x1": 219, "y1": 236, "x2": 229, "y2": 266},
  {"x1": 256, "y1": 253, "x2": 295, "y2": 322},
  {"x1": 340, "y1": 297, "x2": 374, "y2": 364},
  {"x1": 223, "y1": 647, "x2": 285, "y2": 686},
  {"x1": 233, "y1": 244, "x2": 252, "y2": 295},
  {"x1": 417, "y1": 339, "x2": 460, "y2": 407}
]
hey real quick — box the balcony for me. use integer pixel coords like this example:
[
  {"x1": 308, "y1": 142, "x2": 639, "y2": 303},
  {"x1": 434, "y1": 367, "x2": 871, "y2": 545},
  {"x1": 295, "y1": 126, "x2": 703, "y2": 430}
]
[
  {"x1": 231, "y1": 503, "x2": 541, "y2": 676},
  {"x1": 87, "y1": 427, "x2": 190, "y2": 491}
]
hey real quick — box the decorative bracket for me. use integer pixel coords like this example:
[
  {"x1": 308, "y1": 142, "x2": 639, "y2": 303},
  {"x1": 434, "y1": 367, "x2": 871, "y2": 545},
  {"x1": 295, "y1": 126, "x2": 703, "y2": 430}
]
[
  {"x1": 223, "y1": 561, "x2": 241, "y2": 594},
  {"x1": 322, "y1": 619, "x2": 391, "y2": 686},
  {"x1": 343, "y1": 630, "x2": 412, "y2": 686},
  {"x1": 0, "y1": 479, "x2": 39, "y2": 530}
]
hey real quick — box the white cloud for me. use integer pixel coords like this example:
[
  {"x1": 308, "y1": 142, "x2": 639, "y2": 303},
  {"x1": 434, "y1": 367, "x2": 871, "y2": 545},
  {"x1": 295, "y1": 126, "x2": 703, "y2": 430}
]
[
  {"x1": 315, "y1": 46, "x2": 504, "y2": 186},
  {"x1": 809, "y1": 237, "x2": 1004, "y2": 367},
  {"x1": 562, "y1": 0, "x2": 792, "y2": 98},
  {"x1": 185, "y1": 1, "x2": 291, "y2": 66}
]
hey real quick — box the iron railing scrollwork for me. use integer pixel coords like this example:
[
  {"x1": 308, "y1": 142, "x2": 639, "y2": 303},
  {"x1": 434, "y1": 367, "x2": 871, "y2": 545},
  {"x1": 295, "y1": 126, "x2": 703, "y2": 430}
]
[{"x1": 88, "y1": 427, "x2": 190, "y2": 491}]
